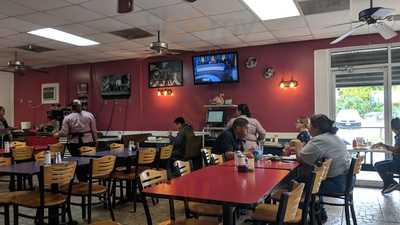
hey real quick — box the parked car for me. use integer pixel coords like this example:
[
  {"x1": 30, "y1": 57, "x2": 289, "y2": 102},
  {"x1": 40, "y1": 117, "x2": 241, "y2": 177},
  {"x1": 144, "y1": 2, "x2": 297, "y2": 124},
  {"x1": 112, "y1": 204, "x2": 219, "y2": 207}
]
[{"x1": 336, "y1": 109, "x2": 362, "y2": 128}]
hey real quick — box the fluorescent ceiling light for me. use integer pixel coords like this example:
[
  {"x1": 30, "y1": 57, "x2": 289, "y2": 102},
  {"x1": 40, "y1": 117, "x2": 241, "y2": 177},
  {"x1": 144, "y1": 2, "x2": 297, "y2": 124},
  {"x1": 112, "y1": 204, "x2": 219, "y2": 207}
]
[
  {"x1": 242, "y1": 0, "x2": 300, "y2": 21},
  {"x1": 28, "y1": 28, "x2": 99, "y2": 46}
]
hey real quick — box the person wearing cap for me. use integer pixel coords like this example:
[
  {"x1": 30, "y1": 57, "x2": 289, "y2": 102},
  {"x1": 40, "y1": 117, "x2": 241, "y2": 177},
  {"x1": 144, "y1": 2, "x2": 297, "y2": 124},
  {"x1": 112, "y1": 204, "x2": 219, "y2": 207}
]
[{"x1": 54, "y1": 100, "x2": 97, "y2": 156}]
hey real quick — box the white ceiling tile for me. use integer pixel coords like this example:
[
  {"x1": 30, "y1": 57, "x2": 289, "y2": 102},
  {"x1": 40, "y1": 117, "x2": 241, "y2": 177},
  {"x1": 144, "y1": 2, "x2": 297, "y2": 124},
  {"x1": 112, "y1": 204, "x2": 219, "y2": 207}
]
[
  {"x1": 272, "y1": 27, "x2": 312, "y2": 38},
  {"x1": 37, "y1": 40, "x2": 73, "y2": 50},
  {"x1": 141, "y1": 23, "x2": 186, "y2": 36},
  {"x1": 85, "y1": 33, "x2": 127, "y2": 44},
  {"x1": 56, "y1": 24, "x2": 98, "y2": 36},
  {"x1": 81, "y1": 0, "x2": 142, "y2": 16},
  {"x1": 18, "y1": 12, "x2": 72, "y2": 27},
  {"x1": 210, "y1": 10, "x2": 259, "y2": 26},
  {"x1": 312, "y1": 33, "x2": 342, "y2": 40},
  {"x1": 245, "y1": 39, "x2": 279, "y2": 46},
  {"x1": 64, "y1": 0, "x2": 90, "y2": 4},
  {"x1": 12, "y1": 0, "x2": 71, "y2": 11},
  {"x1": 177, "y1": 40, "x2": 213, "y2": 49},
  {"x1": 0, "y1": 1, "x2": 35, "y2": 16},
  {"x1": 115, "y1": 11, "x2": 164, "y2": 27},
  {"x1": 191, "y1": 0, "x2": 246, "y2": 16},
  {"x1": 46, "y1": 5, "x2": 104, "y2": 23},
  {"x1": 0, "y1": 18, "x2": 42, "y2": 32},
  {"x1": 131, "y1": 36, "x2": 156, "y2": 45},
  {"x1": 237, "y1": 31, "x2": 275, "y2": 42},
  {"x1": 134, "y1": 0, "x2": 181, "y2": 10},
  {"x1": 278, "y1": 35, "x2": 314, "y2": 43},
  {"x1": 0, "y1": 28, "x2": 19, "y2": 37},
  {"x1": 263, "y1": 16, "x2": 308, "y2": 31},
  {"x1": 163, "y1": 33, "x2": 201, "y2": 44},
  {"x1": 306, "y1": 10, "x2": 352, "y2": 28},
  {"x1": 174, "y1": 17, "x2": 221, "y2": 33},
  {"x1": 227, "y1": 22, "x2": 267, "y2": 36},
  {"x1": 1, "y1": 33, "x2": 48, "y2": 47},
  {"x1": 208, "y1": 36, "x2": 243, "y2": 45},
  {"x1": 149, "y1": 3, "x2": 203, "y2": 22},
  {"x1": 192, "y1": 28, "x2": 236, "y2": 41},
  {"x1": 83, "y1": 18, "x2": 131, "y2": 32},
  {"x1": 310, "y1": 24, "x2": 352, "y2": 36}
]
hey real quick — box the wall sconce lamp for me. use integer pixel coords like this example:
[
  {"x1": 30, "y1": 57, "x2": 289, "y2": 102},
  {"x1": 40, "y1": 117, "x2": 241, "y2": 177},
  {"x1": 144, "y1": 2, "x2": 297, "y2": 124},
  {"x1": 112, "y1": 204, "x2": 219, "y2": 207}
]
[
  {"x1": 279, "y1": 78, "x2": 298, "y2": 89},
  {"x1": 157, "y1": 88, "x2": 174, "y2": 96}
]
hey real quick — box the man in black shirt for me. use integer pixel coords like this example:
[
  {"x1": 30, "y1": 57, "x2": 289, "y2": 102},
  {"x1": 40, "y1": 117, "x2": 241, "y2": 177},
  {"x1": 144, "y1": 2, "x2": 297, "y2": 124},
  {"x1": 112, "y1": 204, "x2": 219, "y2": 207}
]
[
  {"x1": 215, "y1": 118, "x2": 249, "y2": 160},
  {"x1": 170, "y1": 117, "x2": 194, "y2": 160}
]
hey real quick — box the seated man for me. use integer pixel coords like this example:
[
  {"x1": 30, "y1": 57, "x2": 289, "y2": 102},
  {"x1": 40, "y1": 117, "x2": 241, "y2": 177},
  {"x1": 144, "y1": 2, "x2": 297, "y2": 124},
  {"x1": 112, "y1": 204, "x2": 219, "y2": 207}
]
[
  {"x1": 170, "y1": 117, "x2": 194, "y2": 161},
  {"x1": 373, "y1": 118, "x2": 400, "y2": 194},
  {"x1": 214, "y1": 118, "x2": 249, "y2": 160}
]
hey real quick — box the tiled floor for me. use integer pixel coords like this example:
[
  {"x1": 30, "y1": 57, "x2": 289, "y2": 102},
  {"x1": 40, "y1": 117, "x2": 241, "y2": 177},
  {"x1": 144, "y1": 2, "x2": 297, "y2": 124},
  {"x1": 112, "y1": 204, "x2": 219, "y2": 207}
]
[{"x1": 2, "y1": 187, "x2": 400, "y2": 225}]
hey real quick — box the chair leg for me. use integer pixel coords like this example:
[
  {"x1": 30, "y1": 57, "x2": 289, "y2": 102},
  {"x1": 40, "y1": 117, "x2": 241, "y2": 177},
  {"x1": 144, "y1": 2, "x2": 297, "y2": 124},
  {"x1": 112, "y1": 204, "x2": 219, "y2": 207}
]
[
  {"x1": 344, "y1": 197, "x2": 351, "y2": 225},
  {"x1": 350, "y1": 195, "x2": 357, "y2": 225},
  {"x1": 107, "y1": 191, "x2": 115, "y2": 221},
  {"x1": 61, "y1": 204, "x2": 66, "y2": 223},
  {"x1": 13, "y1": 205, "x2": 18, "y2": 225},
  {"x1": 67, "y1": 201, "x2": 73, "y2": 225},
  {"x1": 88, "y1": 194, "x2": 92, "y2": 224},
  {"x1": 112, "y1": 179, "x2": 116, "y2": 208},
  {"x1": 133, "y1": 179, "x2": 137, "y2": 212},
  {"x1": 81, "y1": 196, "x2": 86, "y2": 220},
  {"x1": 4, "y1": 205, "x2": 10, "y2": 225},
  {"x1": 119, "y1": 180, "x2": 124, "y2": 202}
]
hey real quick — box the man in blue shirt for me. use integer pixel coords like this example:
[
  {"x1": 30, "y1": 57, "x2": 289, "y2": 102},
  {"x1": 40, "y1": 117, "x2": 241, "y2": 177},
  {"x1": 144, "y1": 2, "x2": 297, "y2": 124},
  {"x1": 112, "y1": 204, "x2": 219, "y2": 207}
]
[
  {"x1": 373, "y1": 118, "x2": 400, "y2": 194},
  {"x1": 215, "y1": 118, "x2": 248, "y2": 160}
]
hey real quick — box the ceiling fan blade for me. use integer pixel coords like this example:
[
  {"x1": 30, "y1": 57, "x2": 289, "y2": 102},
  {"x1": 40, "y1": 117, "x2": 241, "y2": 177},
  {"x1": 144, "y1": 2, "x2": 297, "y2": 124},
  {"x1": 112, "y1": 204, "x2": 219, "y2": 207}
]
[
  {"x1": 30, "y1": 68, "x2": 48, "y2": 74},
  {"x1": 373, "y1": 22, "x2": 398, "y2": 40},
  {"x1": 325, "y1": 21, "x2": 361, "y2": 28},
  {"x1": 0, "y1": 69, "x2": 14, "y2": 73},
  {"x1": 372, "y1": 7, "x2": 396, "y2": 20},
  {"x1": 330, "y1": 23, "x2": 367, "y2": 44}
]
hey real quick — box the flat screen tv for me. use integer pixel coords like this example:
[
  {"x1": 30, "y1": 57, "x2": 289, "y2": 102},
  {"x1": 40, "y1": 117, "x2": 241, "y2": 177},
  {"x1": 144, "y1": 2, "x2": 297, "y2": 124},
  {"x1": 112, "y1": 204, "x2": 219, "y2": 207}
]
[
  {"x1": 101, "y1": 74, "x2": 131, "y2": 99},
  {"x1": 193, "y1": 52, "x2": 239, "y2": 85}
]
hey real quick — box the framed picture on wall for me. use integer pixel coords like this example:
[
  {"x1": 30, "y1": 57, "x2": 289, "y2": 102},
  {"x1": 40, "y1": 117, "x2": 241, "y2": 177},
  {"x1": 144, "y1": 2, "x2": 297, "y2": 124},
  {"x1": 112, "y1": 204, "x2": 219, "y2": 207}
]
[
  {"x1": 148, "y1": 60, "x2": 183, "y2": 88},
  {"x1": 101, "y1": 74, "x2": 131, "y2": 99},
  {"x1": 41, "y1": 83, "x2": 59, "y2": 104},
  {"x1": 77, "y1": 82, "x2": 88, "y2": 96}
]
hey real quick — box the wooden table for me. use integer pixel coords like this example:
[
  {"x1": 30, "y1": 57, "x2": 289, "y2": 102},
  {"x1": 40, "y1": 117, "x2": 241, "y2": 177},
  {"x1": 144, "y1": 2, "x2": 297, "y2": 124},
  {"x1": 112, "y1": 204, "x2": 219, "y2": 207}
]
[
  {"x1": 221, "y1": 159, "x2": 300, "y2": 171},
  {"x1": 142, "y1": 165, "x2": 289, "y2": 225}
]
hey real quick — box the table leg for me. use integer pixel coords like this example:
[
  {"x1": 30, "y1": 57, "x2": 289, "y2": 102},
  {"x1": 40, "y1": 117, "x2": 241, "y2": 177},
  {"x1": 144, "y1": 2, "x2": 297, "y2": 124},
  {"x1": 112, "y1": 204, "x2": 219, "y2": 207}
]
[
  {"x1": 9, "y1": 175, "x2": 15, "y2": 191},
  {"x1": 16, "y1": 176, "x2": 22, "y2": 191},
  {"x1": 222, "y1": 205, "x2": 234, "y2": 225},
  {"x1": 49, "y1": 206, "x2": 59, "y2": 225}
]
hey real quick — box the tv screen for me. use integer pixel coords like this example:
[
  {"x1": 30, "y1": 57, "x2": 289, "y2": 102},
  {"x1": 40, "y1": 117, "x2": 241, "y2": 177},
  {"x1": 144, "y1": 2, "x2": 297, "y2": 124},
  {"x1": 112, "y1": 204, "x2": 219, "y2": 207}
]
[
  {"x1": 101, "y1": 74, "x2": 131, "y2": 99},
  {"x1": 193, "y1": 52, "x2": 239, "y2": 85},
  {"x1": 207, "y1": 111, "x2": 224, "y2": 123}
]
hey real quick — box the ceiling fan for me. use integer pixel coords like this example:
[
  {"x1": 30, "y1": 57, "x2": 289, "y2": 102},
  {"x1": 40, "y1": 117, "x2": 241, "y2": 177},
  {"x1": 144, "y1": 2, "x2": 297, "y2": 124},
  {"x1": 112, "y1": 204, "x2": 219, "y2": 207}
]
[
  {"x1": 145, "y1": 30, "x2": 193, "y2": 57},
  {"x1": 0, "y1": 52, "x2": 48, "y2": 75},
  {"x1": 330, "y1": 0, "x2": 399, "y2": 44}
]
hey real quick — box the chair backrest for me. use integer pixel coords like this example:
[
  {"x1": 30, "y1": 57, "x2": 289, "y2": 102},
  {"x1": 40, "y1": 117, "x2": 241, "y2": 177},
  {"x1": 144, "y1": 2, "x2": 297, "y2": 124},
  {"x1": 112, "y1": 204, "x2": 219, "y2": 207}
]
[
  {"x1": 42, "y1": 161, "x2": 77, "y2": 188},
  {"x1": 184, "y1": 135, "x2": 202, "y2": 160},
  {"x1": 174, "y1": 160, "x2": 191, "y2": 176},
  {"x1": 12, "y1": 146, "x2": 33, "y2": 161},
  {"x1": 138, "y1": 148, "x2": 157, "y2": 165},
  {"x1": 139, "y1": 169, "x2": 168, "y2": 189},
  {"x1": 311, "y1": 165, "x2": 325, "y2": 194},
  {"x1": 34, "y1": 151, "x2": 57, "y2": 162},
  {"x1": 91, "y1": 155, "x2": 116, "y2": 178},
  {"x1": 0, "y1": 157, "x2": 11, "y2": 166},
  {"x1": 80, "y1": 146, "x2": 96, "y2": 155},
  {"x1": 159, "y1": 145, "x2": 173, "y2": 160},
  {"x1": 277, "y1": 181, "x2": 305, "y2": 223},
  {"x1": 12, "y1": 141, "x2": 26, "y2": 147},
  {"x1": 321, "y1": 159, "x2": 333, "y2": 181},
  {"x1": 345, "y1": 156, "x2": 364, "y2": 193},
  {"x1": 201, "y1": 148, "x2": 212, "y2": 166},
  {"x1": 211, "y1": 154, "x2": 224, "y2": 165},
  {"x1": 49, "y1": 143, "x2": 64, "y2": 153},
  {"x1": 353, "y1": 156, "x2": 364, "y2": 175},
  {"x1": 109, "y1": 143, "x2": 124, "y2": 151}
]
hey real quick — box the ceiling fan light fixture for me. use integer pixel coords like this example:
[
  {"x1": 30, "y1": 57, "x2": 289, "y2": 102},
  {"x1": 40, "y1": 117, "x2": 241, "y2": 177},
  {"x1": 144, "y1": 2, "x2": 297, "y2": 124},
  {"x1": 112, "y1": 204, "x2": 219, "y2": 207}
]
[{"x1": 242, "y1": 0, "x2": 300, "y2": 21}]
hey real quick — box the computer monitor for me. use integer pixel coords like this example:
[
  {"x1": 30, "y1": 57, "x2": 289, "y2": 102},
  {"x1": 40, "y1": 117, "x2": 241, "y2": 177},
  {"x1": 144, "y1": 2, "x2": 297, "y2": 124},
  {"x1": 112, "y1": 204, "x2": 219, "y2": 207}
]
[{"x1": 207, "y1": 110, "x2": 225, "y2": 125}]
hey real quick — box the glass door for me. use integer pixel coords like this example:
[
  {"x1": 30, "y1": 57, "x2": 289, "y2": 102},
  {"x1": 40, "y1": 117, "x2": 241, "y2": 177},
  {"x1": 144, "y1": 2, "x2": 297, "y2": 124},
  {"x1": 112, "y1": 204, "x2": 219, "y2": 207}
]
[{"x1": 333, "y1": 66, "x2": 389, "y2": 184}]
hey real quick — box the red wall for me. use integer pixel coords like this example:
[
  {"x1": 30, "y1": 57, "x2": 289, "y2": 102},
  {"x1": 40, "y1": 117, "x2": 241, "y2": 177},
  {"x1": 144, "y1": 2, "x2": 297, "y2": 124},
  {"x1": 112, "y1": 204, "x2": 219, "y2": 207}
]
[{"x1": 14, "y1": 33, "x2": 400, "y2": 132}]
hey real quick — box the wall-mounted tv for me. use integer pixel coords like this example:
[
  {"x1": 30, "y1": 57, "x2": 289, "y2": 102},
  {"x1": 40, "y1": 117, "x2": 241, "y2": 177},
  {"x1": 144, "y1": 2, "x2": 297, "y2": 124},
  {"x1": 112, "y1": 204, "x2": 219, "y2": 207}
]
[
  {"x1": 101, "y1": 74, "x2": 131, "y2": 99},
  {"x1": 193, "y1": 52, "x2": 239, "y2": 85}
]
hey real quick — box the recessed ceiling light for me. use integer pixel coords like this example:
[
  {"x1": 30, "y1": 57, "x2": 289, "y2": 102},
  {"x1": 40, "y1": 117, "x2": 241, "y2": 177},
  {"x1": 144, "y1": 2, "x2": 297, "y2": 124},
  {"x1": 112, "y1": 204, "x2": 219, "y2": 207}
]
[
  {"x1": 242, "y1": 0, "x2": 300, "y2": 21},
  {"x1": 28, "y1": 28, "x2": 99, "y2": 47}
]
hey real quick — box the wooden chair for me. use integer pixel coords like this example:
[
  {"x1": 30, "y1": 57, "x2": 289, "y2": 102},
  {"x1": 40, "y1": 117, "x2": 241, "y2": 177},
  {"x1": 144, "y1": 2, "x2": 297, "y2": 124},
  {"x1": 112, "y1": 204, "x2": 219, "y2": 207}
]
[
  {"x1": 200, "y1": 148, "x2": 212, "y2": 167},
  {"x1": 319, "y1": 156, "x2": 364, "y2": 225},
  {"x1": 63, "y1": 156, "x2": 116, "y2": 224},
  {"x1": 184, "y1": 136, "x2": 202, "y2": 170},
  {"x1": 34, "y1": 151, "x2": 57, "y2": 162},
  {"x1": 11, "y1": 141, "x2": 26, "y2": 148},
  {"x1": 80, "y1": 146, "x2": 97, "y2": 156},
  {"x1": 50, "y1": 143, "x2": 65, "y2": 155},
  {"x1": 211, "y1": 154, "x2": 224, "y2": 165},
  {"x1": 109, "y1": 143, "x2": 124, "y2": 151},
  {"x1": 12, "y1": 161, "x2": 77, "y2": 225},
  {"x1": 157, "y1": 145, "x2": 173, "y2": 170},
  {"x1": 112, "y1": 148, "x2": 157, "y2": 211},
  {"x1": 252, "y1": 181, "x2": 305, "y2": 225},
  {"x1": 173, "y1": 160, "x2": 223, "y2": 219},
  {"x1": 139, "y1": 169, "x2": 218, "y2": 225},
  {"x1": 12, "y1": 146, "x2": 33, "y2": 162}
]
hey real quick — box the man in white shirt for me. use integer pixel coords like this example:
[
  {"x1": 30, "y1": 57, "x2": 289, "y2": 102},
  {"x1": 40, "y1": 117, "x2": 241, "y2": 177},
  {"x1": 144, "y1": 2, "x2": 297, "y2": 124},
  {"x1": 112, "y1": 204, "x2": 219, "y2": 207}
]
[{"x1": 55, "y1": 100, "x2": 97, "y2": 156}]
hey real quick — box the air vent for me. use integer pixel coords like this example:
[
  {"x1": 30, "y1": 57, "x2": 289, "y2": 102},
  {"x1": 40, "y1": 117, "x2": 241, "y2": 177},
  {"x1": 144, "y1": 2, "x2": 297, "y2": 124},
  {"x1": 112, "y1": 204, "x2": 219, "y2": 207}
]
[
  {"x1": 110, "y1": 28, "x2": 154, "y2": 40},
  {"x1": 298, "y1": 0, "x2": 350, "y2": 15},
  {"x1": 16, "y1": 44, "x2": 54, "y2": 53}
]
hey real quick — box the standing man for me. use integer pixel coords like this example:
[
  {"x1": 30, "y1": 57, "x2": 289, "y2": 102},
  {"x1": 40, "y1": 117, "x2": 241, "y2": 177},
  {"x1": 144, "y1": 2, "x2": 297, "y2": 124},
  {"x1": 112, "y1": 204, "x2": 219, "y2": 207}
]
[
  {"x1": 55, "y1": 100, "x2": 97, "y2": 156},
  {"x1": 215, "y1": 118, "x2": 249, "y2": 160}
]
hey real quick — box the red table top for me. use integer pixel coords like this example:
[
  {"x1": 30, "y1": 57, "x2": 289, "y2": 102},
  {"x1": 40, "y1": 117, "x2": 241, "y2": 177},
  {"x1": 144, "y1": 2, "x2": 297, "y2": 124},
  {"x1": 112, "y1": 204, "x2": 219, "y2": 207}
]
[
  {"x1": 142, "y1": 166, "x2": 289, "y2": 206},
  {"x1": 221, "y1": 159, "x2": 300, "y2": 171}
]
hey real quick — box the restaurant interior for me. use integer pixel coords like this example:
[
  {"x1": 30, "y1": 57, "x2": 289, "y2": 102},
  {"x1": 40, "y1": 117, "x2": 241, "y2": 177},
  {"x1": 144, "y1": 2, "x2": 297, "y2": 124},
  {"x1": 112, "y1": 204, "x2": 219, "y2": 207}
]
[{"x1": 0, "y1": 0, "x2": 400, "y2": 225}]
